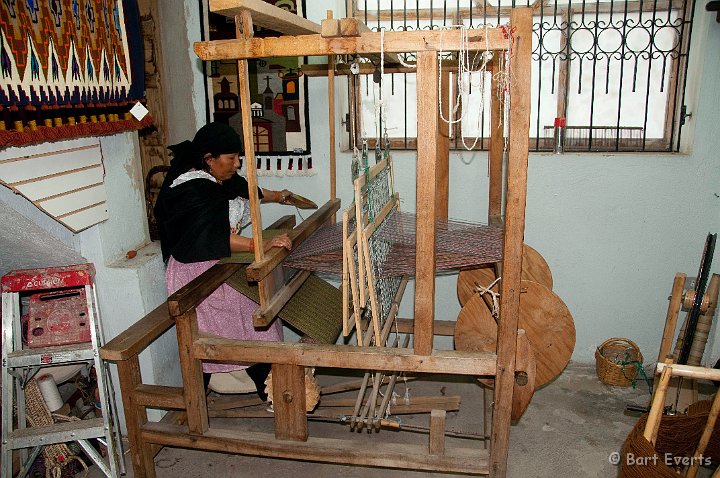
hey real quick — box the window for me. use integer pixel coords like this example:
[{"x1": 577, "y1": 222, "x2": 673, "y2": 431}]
[{"x1": 351, "y1": 0, "x2": 694, "y2": 152}]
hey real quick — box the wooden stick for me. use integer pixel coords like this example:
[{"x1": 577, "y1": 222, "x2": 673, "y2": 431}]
[
  {"x1": 436, "y1": 67, "x2": 450, "y2": 220},
  {"x1": 167, "y1": 263, "x2": 242, "y2": 317},
  {"x1": 195, "y1": 28, "x2": 512, "y2": 61},
  {"x1": 193, "y1": 338, "x2": 497, "y2": 375},
  {"x1": 687, "y1": 274, "x2": 720, "y2": 366},
  {"x1": 234, "y1": 12, "x2": 265, "y2": 266},
  {"x1": 656, "y1": 273, "x2": 687, "y2": 365},
  {"x1": 644, "y1": 365, "x2": 673, "y2": 446},
  {"x1": 176, "y1": 310, "x2": 208, "y2": 435},
  {"x1": 655, "y1": 362, "x2": 720, "y2": 381},
  {"x1": 488, "y1": 55, "x2": 503, "y2": 223},
  {"x1": 245, "y1": 198, "x2": 340, "y2": 281},
  {"x1": 490, "y1": 10, "x2": 533, "y2": 477},
  {"x1": 117, "y1": 357, "x2": 156, "y2": 478},
  {"x1": 341, "y1": 207, "x2": 352, "y2": 337},
  {"x1": 140, "y1": 422, "x2": 489, "y2": 474},
  {"x1": 686, "y1": 390, "x2": 720, "y2": 478},
  {"x1": 252, "y1": 270, "x2": 312, "y2": 327}
]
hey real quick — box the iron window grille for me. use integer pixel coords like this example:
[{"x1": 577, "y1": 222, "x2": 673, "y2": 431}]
[{"x1": 349, "y1": 0, "x2": 695, "y2": 152}]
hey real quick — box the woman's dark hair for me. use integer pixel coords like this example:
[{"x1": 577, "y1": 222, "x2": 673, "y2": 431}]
[{"x1": 166, "y1": 122, "x2": 244, "y2": 184}]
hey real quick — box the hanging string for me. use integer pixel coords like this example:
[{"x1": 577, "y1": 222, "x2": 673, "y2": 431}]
[{"x1": 437, "y1": 24, "x2": 493, "y2": 151}]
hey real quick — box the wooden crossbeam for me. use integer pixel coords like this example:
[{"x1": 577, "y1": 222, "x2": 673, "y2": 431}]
[
  {"x1": 195, "y1": 28, "x2": 510, "y2": 61},
  {"x1": 194, "y1": 339, "x2": 497, "y2": 376},
  {"x1": 141, "y1": 423, "x2": 490, "y2": 475},
  {"x1": 245, "y1": 198, "x2": 340, "y2": 282},
  {"x1": 321, "y1": 17, "x2": 401, "y2": 64},
  {"x1": 301, "y1": 60, "x2": 495, "y2": 77},
  {"x1": 209, "y1": 0, "x2": 321, "y2": 35}
]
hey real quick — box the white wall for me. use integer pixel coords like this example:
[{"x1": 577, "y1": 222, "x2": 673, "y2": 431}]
[{"x1": 158, "y1": 0, "x2": 207, "y2": 144}]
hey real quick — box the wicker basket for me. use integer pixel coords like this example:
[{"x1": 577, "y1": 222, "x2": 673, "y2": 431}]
[{"x1": 595, "y1": 337, "x2": 644, "y2": 386}]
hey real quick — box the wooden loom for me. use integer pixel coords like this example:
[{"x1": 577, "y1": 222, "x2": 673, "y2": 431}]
[{"x1": 100, "y1": 1, "x2": 533, "y2": 477}]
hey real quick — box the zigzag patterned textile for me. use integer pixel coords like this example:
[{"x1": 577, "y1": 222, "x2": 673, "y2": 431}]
[{"x1": 0, "y1": 0, "x2": 148, "y2": 147}]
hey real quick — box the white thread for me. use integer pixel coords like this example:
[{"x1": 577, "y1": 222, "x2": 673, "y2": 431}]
[
  {"x1": 436, "y1": 25, "x2": 494, "y2": 151},
  {"x1": 37, "y1": 374, "x2": 64, "y2": 412}
]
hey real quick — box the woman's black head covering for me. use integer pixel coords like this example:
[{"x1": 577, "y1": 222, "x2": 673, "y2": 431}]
[{"x1": 164, "y1": 122, "x2": 244, "y2": 187}]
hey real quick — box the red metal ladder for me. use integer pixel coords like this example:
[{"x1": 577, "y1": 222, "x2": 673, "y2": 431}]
[{"x1": 1, "y1": 263, "x2": 124, "y2": 477}]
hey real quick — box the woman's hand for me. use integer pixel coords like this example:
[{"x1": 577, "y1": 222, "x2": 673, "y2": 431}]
[{"x1": 263, "y1": 233, "x2": 292, "y2": 252}]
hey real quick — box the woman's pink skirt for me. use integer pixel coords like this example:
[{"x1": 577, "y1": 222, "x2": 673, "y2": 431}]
[{"x1": 166, "y1": 257, "x2": 283, "y2": 373}]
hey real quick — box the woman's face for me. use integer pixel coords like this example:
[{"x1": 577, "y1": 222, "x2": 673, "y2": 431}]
[{"x1": 205, "y1": 153, "x2": 241, "y2": 183}]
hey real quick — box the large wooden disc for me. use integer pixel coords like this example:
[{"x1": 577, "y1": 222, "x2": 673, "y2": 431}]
[
  {"x1": 455, "y1": 281, "x2": 575, "y2": 388},
  {"x1": 457, "y1": 244, "x2": 554, "y2": 306},
  {"x1": 523, "y1": 244, "x2": 553, "y2": 290},
  {"x1": 453, "y1": 307, "x2": 536, "y2": 419}
]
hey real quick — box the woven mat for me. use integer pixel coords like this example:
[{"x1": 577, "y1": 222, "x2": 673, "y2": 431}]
[{"x1": 225, "y1": 267, "x2": 342, "y2": 345}]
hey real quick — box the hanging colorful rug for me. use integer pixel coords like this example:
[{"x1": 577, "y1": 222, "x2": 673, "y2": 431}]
[{"x1": 0, "y1": 0, "x2": 150, "y2": 148}]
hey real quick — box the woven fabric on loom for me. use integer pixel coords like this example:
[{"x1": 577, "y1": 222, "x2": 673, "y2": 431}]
[
  {"x1": 224, "y1": 267, "x2": 342, "y2": 345},
  {"x1": 283, "y1": 210, "x2": 504, "y2": 278}
]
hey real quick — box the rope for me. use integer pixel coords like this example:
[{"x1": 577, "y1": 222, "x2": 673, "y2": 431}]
[{"x1": 436, "y1": 24, "x2": 494, "y2": 151}]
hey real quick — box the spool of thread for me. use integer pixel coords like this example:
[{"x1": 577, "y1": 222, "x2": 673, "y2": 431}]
[{"x1": 36, "y1": 374, "x2": 65, "y2": 412}]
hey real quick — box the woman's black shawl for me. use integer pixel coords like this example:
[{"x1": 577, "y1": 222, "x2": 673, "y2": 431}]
[{"x1": 155, "y1": 174, "x2": 262, "y2": 263}]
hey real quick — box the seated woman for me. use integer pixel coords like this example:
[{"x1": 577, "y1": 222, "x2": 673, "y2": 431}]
[{"x1": 155, "y1": 122, "x2": 294, "y2": 400}]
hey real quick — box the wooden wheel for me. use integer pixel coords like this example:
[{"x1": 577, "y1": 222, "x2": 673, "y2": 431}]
[
  {"x1": 456, "y1": 243, "x2": 553, "y2": 307},
  {"x1": 455, "y1": 281, "x2": 575, "y2": 388}
]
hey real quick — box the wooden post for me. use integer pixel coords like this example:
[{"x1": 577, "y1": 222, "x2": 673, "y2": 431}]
[
  {"x1": 644, "y1": 364, "x2": 673, "y2": 446},
  {"x1": 235, "y1": 12, "x2": 265, "y2": 260},
  {"x1": 488, "y1": 57, "x2": 504, "y2": 224},
  {"x1": 490, "y1": 9, "x2": 532, "y2": 478},
  {"x1": 656, "y1": 273, "x2": 686, "y2": 365},
  {"x1": 687, "y1": 274, "x2": 720, "y2": 365},
  {"x1": 117, "y1": 357, "x2": 157, "y2": 478},
  {"x1": 272, "y1": 364, "x2": 308, "y2": 441},
  {"x1": 429, "y1": 409, "x2": 446, "y2": 455},
  {"x1": 687, "y1": 389, "x2": 720, "y2": 478},
  {"x1": 413, "y1": 50, "x2": 439, "y2": 356},
  {"x1": 176, "y1": 310, "x2": 208, "y2": 434},
  {"x1": 436, "y1": 66, "x2": 450, "y2": 220},
  {"x1": 329, "y1": 52, "x2": 337, "y2": 219}
]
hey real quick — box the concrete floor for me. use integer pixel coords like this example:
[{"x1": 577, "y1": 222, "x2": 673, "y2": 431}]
[{"x1": 80, "y1": 362, "x2": 716, "y2": 478}]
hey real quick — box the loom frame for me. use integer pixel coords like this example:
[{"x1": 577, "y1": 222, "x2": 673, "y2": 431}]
[{"x1": 100, "y1": 2, "x2": 533, "y2": 477}]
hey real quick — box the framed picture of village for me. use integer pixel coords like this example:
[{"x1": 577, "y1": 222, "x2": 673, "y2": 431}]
[{"x1": 206, "y1": 0, "x2": 310, "y2": 157}]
